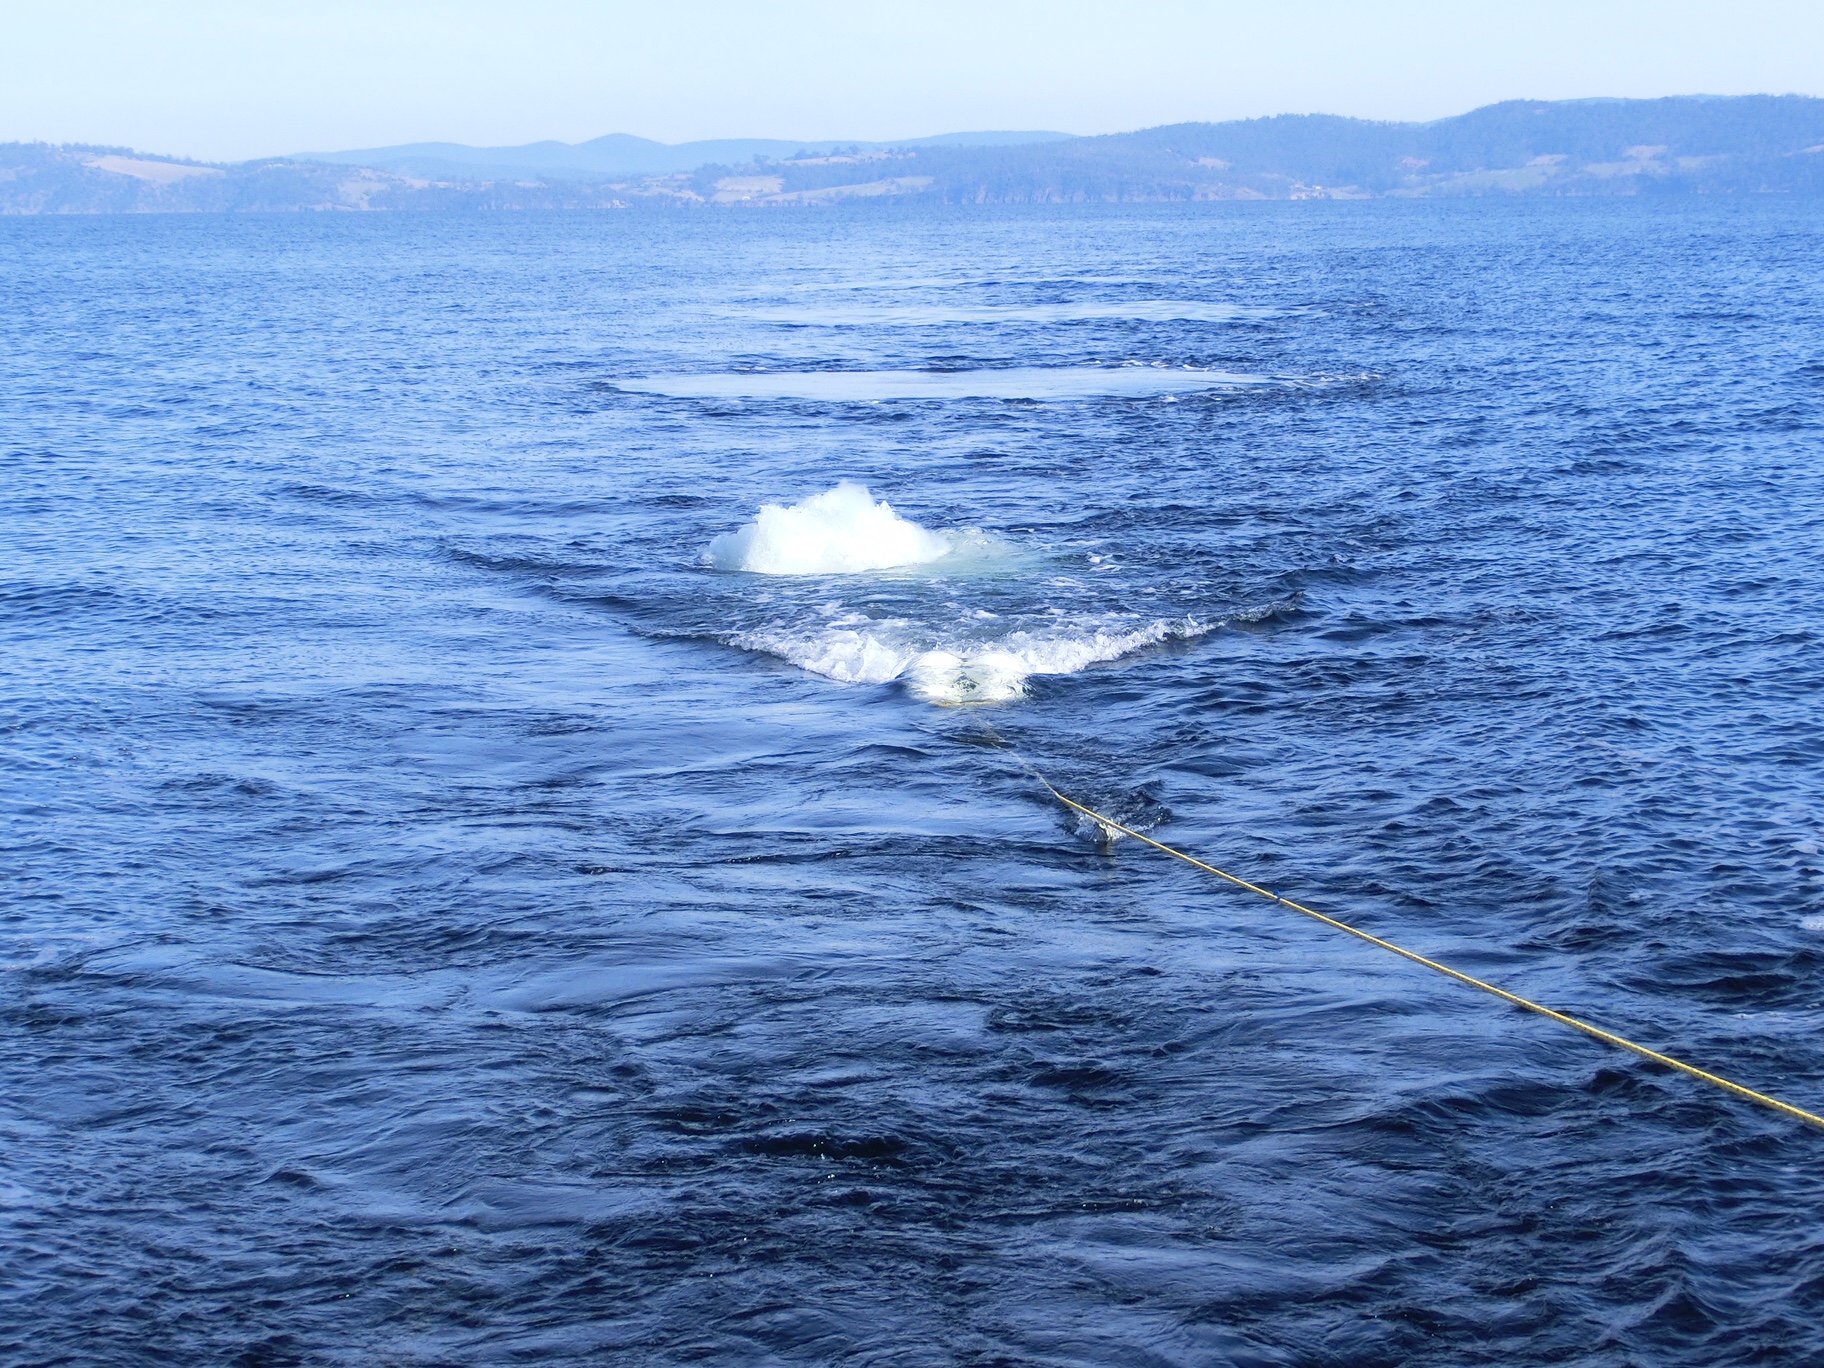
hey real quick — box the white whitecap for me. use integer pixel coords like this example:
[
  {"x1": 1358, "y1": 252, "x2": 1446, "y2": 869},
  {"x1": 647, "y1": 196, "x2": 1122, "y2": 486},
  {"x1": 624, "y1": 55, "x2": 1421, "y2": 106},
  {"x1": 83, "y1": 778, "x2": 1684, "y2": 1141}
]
[
  {"x1": 728, "y1": 614, "x2": 1214, "y2": 705},
  {"x1": 708, "y1": 482, "x2": 987, "y2": 575}
]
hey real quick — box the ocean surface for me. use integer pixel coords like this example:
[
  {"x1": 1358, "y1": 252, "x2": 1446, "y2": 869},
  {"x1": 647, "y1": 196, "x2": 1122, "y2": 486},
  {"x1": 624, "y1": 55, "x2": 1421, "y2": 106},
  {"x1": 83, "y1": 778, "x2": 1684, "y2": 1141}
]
[{"x1": 4, "y1": 200, "x2": 1823, "y2": 1365}]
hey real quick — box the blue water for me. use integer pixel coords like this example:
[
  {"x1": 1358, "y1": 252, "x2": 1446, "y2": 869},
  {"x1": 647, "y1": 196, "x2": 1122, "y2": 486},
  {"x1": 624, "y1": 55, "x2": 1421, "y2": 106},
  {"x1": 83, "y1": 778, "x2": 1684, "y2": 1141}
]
[{"x1": 4, "y1": 202, "x2": 1823, "y2": 1365}]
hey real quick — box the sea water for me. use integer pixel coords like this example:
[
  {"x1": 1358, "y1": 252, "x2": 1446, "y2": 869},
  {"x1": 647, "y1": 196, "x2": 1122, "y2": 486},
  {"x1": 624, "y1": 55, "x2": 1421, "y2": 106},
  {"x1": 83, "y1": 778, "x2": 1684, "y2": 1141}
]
[{"x1": 4, "y1": 201, "x2": 1823, "y2": 1364}]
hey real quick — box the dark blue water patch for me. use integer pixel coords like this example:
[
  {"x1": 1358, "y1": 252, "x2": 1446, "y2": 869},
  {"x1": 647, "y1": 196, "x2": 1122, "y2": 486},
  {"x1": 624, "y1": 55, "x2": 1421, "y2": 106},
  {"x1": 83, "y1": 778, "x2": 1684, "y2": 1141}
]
[{"x1": 2, "y1": 201, "x2": 1824, "y2": 1365}]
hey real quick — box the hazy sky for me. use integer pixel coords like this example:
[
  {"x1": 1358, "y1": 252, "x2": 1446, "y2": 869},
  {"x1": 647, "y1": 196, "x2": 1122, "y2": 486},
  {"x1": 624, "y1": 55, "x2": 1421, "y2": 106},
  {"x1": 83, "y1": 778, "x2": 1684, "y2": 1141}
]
[{"x1": 7, "y1": 0, "x2": 1824, "y2": 161}]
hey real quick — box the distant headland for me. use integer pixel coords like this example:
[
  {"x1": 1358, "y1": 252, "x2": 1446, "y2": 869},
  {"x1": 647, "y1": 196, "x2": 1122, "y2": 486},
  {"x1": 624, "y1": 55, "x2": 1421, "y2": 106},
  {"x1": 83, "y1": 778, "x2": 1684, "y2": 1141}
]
[{"x1": 6, "y1": 96, "x2": 1822, "y2": 212}]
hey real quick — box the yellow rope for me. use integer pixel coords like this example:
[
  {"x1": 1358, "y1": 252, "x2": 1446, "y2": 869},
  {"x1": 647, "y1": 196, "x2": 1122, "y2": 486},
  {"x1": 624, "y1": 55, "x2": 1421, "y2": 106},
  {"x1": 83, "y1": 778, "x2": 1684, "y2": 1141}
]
[{"x1": 1025, "y1": 767, "x2": 1824, "y2": 1132}]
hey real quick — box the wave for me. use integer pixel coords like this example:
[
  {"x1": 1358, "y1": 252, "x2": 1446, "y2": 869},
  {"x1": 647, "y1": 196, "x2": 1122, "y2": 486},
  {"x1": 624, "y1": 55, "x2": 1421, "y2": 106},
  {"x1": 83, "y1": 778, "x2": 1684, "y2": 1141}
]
[
  {"x1": 706, "y1": 482, "x2": 1002, "y2": 575},
  {"x1": 728, "y1": 613, "x2": 1217, "y2": 704},
  {"x1": 702, "y1": 483, "x2": 1286, "y2": 702}
]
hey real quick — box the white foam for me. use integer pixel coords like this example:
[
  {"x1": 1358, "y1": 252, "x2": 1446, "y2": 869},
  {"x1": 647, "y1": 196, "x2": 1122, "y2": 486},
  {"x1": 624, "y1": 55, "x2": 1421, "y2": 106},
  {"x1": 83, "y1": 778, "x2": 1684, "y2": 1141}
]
[
  {"x1": 708, "y1": 482, "x2": 980, "y2": 575},
  {"x1": 729, "y1": 614, "x2": 1213, "y2": 705},
  {"x1": 630, "y1": 366, "x2": 1272, "y2": 402}
]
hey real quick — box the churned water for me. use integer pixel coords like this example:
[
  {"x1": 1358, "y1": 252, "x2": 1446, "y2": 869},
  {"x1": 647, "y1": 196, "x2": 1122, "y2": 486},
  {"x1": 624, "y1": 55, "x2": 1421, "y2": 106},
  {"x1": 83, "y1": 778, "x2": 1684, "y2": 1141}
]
[{"x1": 4, "y1": 201, "x2": 1823, "y2": 1365}]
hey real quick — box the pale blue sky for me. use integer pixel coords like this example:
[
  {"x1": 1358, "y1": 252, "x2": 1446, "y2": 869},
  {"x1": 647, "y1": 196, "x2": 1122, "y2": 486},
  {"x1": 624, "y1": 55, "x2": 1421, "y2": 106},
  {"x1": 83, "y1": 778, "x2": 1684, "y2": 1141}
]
[{"x1": 7, "y1": 0, "x2": 1823, "y2": 161}]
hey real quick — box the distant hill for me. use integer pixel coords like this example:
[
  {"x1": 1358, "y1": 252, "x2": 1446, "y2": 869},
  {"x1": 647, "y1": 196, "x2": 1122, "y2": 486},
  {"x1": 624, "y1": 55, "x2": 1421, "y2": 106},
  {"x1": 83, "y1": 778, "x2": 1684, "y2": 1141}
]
[
  {"x1": 915, "y1": 96, "x2": 1824, "y2": 201},
  {"x1": 293, "y1": 130, "x2": 1076, "y2": 183},
  {"x1": 0, "y1": 144, "x2": 638, "y2": 213},
  {"x1": 5, "y1": 98, "x2": 1822, "y2": 213}
]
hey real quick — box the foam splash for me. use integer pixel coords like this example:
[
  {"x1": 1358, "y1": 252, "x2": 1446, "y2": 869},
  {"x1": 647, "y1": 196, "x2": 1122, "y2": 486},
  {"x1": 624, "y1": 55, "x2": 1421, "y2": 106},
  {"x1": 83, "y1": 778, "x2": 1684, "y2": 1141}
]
[
  {"x1": 707, "y1": 482, "x2": 968, "y2": 575},
  {"x1": 729, "y1": 615, "x2": 1214, "y2": 705}
]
